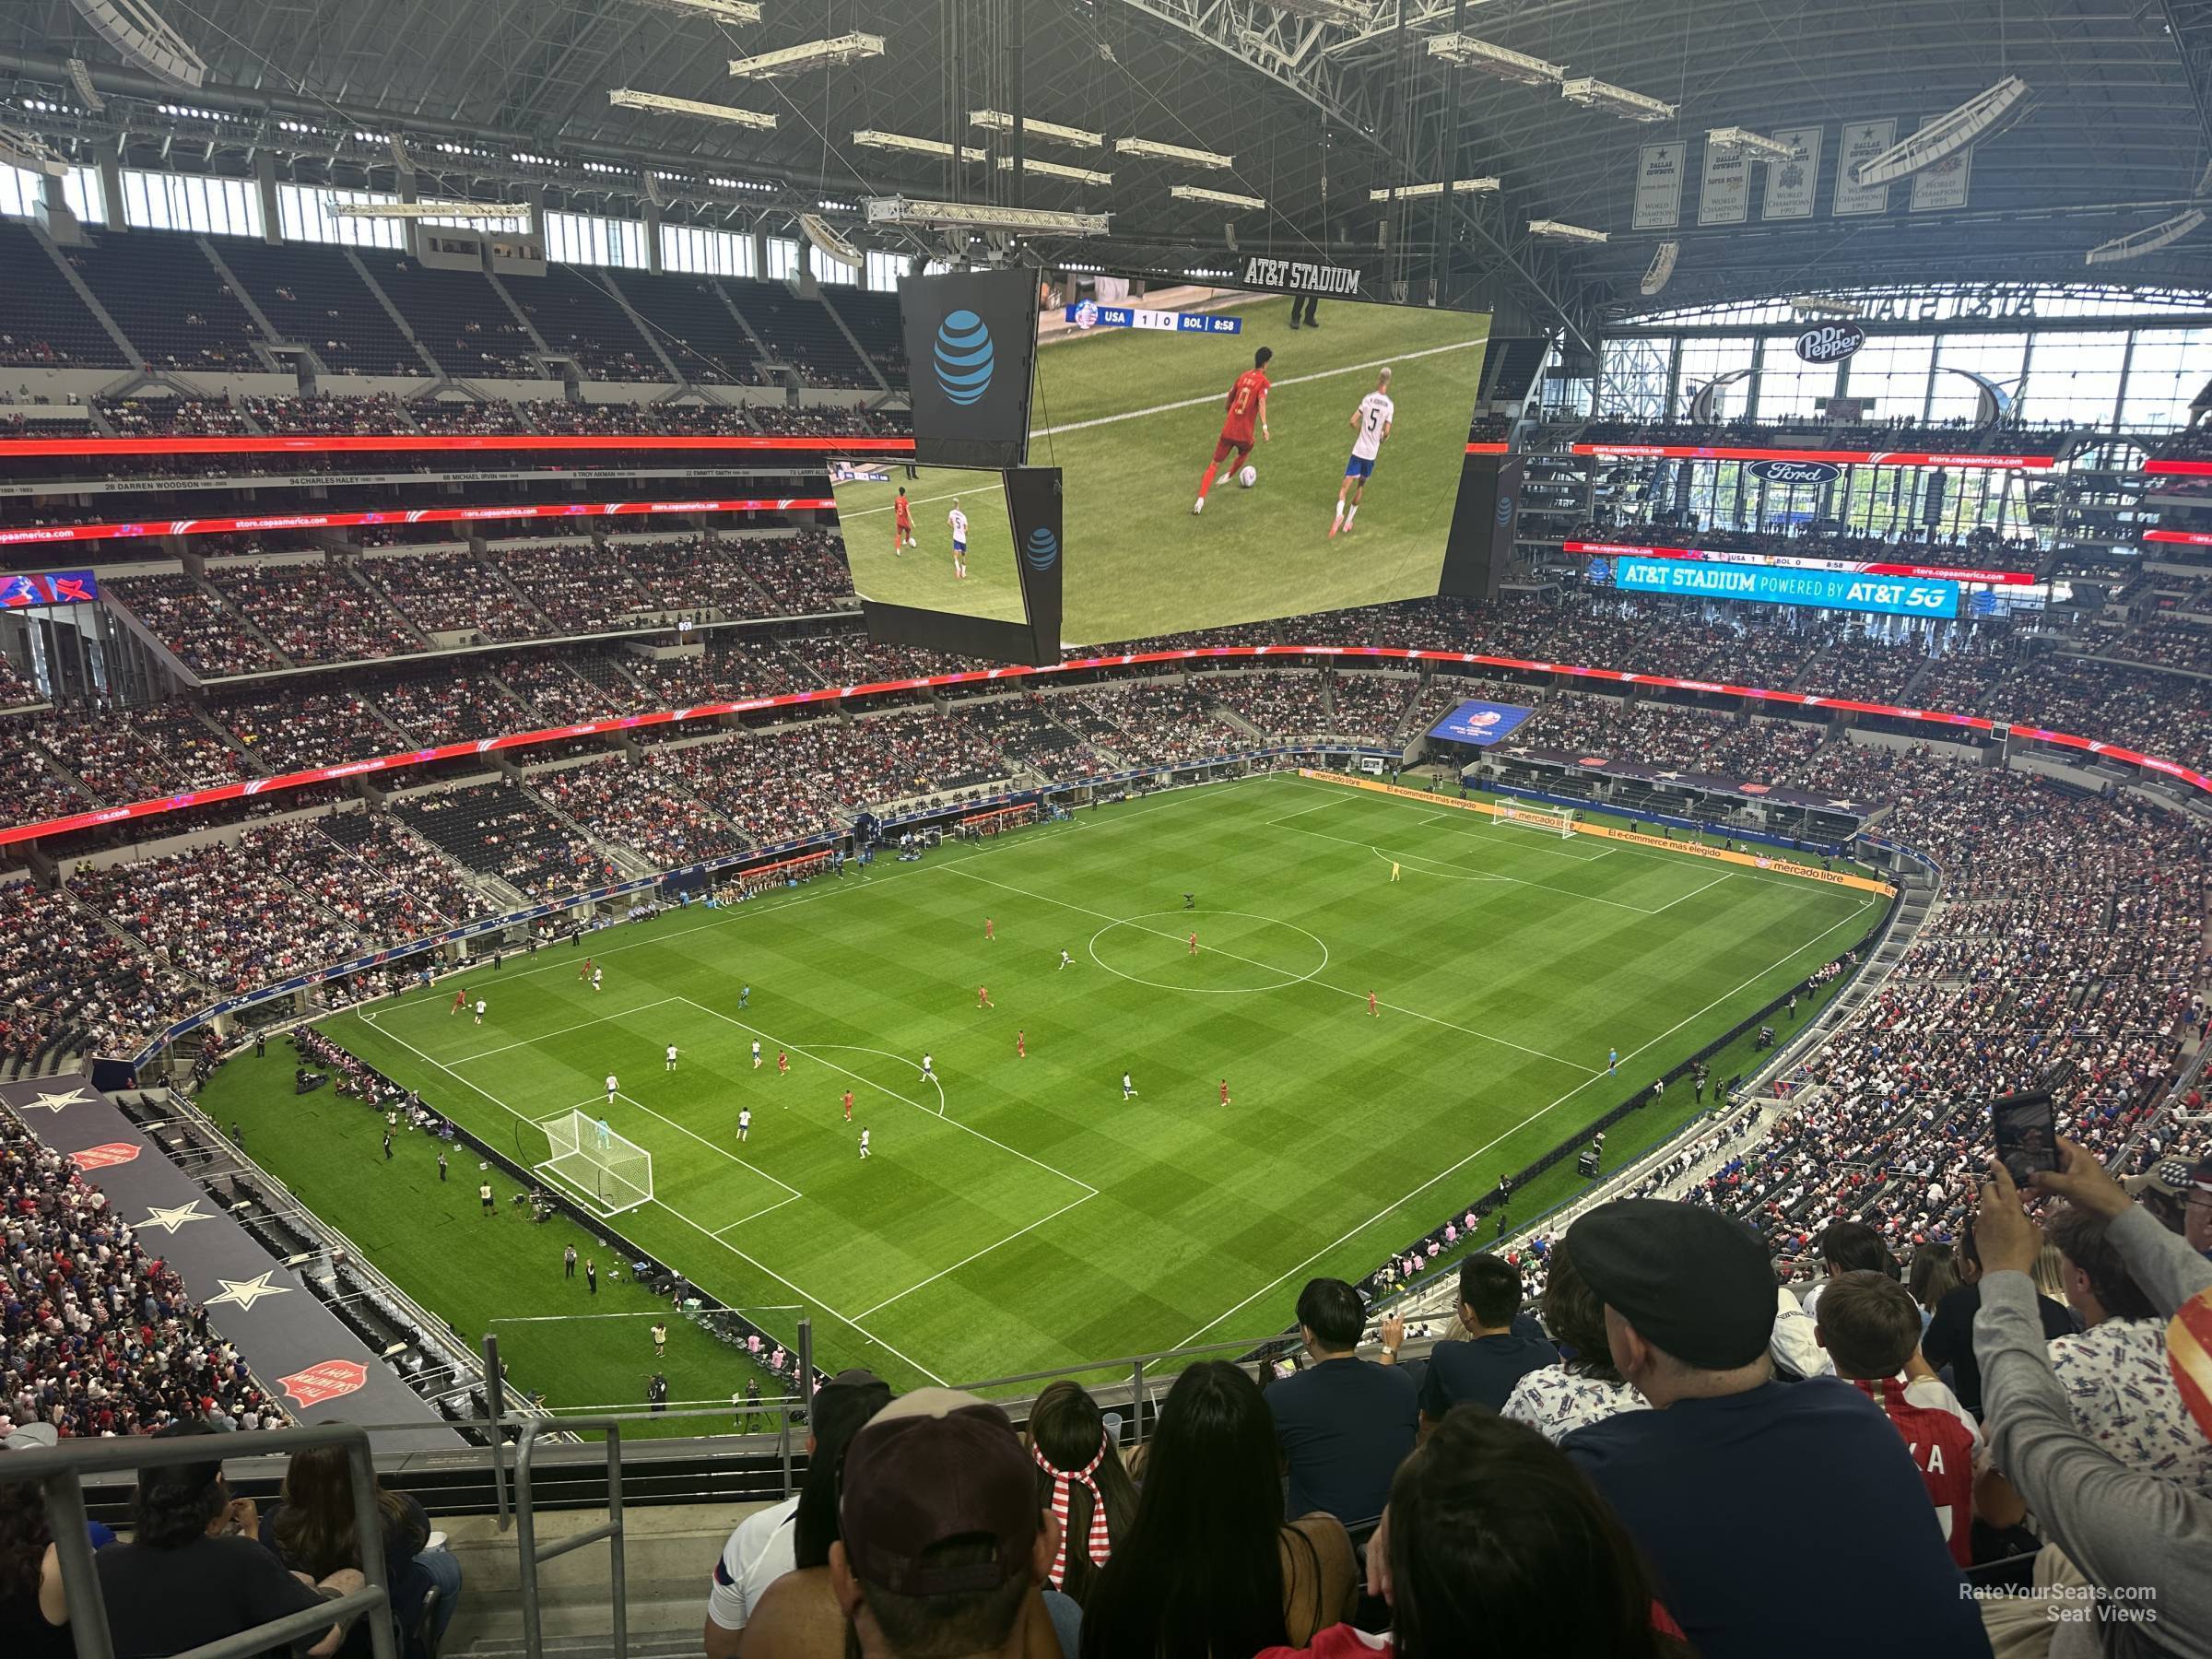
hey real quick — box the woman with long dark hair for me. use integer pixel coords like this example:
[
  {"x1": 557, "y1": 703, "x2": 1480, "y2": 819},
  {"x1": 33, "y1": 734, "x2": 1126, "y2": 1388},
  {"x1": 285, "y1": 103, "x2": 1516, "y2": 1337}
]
[
  {"x1": 1257, "y1": 1409, "x2": 1688, "y2": 1659},
  {"x1": 0, "y1": 1475, "x2": 71, "y2": 1659},
  {"x1": 1024, "y1": 1381, "x2": 1136, "y2": 1609},
  {"x1": 1078, "y1": 1361, "x2": 1356, "y2": 1659},
  {"x1": 1499, "y1": 1239, "x2": 1640, "y2": 1441},
  {"x1": 263, "y1": 1441, "x2": 461, "y2": 1656}
]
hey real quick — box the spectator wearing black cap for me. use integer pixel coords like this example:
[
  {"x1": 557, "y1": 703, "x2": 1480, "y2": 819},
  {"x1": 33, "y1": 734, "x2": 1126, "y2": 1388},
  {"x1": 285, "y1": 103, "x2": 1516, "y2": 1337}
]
[
  {"x1": 704, "y1": 1368, "x2": 892, "y2": 1656},
  {"x1": 829, "y1": 1388, "x2": 1060, "y2": 1659},
  {"x1": 94, "y1": 1422, "x2": 364, "y2": 1659},
  {"x1": 1264, "y1": 1277, "x2": 1418, "y2": 1526},
  {"x1": 1418, "y1": 1254, "x2": 1556, "y2": 1424},
  {"x1": 1921, "y1": 1215, "x2": 2076, "y2": 1419},
  {"x1": 1559, "y1": 1200, "x2": 1990, "y2": 1659}
]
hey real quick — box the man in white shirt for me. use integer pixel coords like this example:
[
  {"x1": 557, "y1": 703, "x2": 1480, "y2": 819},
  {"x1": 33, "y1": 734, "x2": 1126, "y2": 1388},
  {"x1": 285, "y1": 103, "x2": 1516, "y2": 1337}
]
[
  {"x1": 947, "y1": 500, "x2": 969, "y2": 581},
  {"x1": 1330, "y1": 366, "x2": 1394, "y2": 538}
]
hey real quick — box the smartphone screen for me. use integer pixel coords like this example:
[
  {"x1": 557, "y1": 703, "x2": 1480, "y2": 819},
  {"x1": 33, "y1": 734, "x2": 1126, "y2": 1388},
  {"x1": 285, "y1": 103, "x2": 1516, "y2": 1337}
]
[{"x1": 1991, "y1": 1090, "x2": 2058, "y2": 1183}]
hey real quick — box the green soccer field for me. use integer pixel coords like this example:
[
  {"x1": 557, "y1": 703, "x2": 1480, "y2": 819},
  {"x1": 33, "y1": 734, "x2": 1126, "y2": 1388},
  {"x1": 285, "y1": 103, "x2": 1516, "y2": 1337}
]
[
  {"x1": 204, "y1": 775, "x2": 1878, "y2": 1415},
  {"x1": 838, "y1": 465, "x2": 1027, "y2": 626},
  {"x1": 1031, "y1": 295, "x2": 1490, "y2": 643}
]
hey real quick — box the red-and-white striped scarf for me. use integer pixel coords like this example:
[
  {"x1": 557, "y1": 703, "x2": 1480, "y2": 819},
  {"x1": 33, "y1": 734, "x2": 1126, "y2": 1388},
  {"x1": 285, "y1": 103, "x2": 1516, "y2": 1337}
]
[{"x1": 1032, "y1": 1434, "x2": 1112, "y2": 1589}]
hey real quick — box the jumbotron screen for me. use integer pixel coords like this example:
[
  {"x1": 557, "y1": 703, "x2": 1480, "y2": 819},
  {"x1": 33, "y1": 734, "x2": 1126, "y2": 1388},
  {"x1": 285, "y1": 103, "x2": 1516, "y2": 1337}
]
[
  {"x1": 835, "y1": 463, "x2": 1027, "y2": 628},
  {"x1": 1027, "y1": 274, "x2": 1491, "y2": 642}
]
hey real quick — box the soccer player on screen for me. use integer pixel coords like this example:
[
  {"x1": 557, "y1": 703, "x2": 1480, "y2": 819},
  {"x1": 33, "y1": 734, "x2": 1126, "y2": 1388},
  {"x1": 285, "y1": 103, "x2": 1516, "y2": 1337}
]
[
  {"x1": 947, "y1": 500, "x2": 969, "y2": 580},
  {"x1": 1331, "y1": 367, "x2": 1394, "y2": 538},
  {"x1": 1192, "y1": 346, "x2": 1273, "y2": 514},
  {"x1": 893, "y1": 486, "x2": 916, "y2": 553}
]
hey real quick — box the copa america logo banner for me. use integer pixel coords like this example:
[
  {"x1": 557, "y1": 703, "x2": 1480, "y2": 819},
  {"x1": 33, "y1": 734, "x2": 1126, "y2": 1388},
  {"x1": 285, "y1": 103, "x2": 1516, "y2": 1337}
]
[
  {"x1": 1746, "y1": 458, "x2": 1842, "y2": 486},
  {"x1": 899, "y1": 268, "x2": 1040, "y2": 470},
  {"x1": 1428, "y1": 699, "x2": 1534, "y2": 747},
  {"x1": 1795, "y1": 322, "x2": 1866, "y2": 363}
]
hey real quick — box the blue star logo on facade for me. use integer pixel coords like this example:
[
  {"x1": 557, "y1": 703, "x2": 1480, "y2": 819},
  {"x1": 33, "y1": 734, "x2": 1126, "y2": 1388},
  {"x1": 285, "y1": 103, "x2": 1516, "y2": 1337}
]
[
  {"x1": 933, "y1": 310, "x2": 994, "y2": 406},
  {"x1": 1023, "y1": 526, "x2": 1059, "y2": 571}
]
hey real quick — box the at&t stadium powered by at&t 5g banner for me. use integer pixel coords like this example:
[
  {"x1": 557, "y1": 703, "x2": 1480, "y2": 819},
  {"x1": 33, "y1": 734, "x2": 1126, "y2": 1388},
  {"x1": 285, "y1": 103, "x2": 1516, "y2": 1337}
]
[{"x1": 1607, "y1": 555, "x2": 1962, "y2": 618}]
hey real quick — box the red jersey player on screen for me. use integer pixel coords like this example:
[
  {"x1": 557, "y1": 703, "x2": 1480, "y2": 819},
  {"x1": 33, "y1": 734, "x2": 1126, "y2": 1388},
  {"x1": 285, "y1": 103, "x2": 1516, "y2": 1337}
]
[
  {"x1": 892, "y1": 486, "x2": 916, "y2": 553},
  {"x1": 1193, "y1": 346, "x2": 1273, "y2": 514}
]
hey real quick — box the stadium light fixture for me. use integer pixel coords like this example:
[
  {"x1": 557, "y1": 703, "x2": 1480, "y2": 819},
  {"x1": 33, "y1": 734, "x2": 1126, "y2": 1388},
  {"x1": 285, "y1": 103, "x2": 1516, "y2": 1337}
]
[
  {"x1": 1424, "y1": 34, "x2": 1563, "y2": 86},
  {"x1": 609, "y1": 88, "x2": 778, "y2": 130},
  {"x1": 1705, "y1": 125, "x2": 1795, "y2": 163},
  {"x1": 1528, "y1": 217, "x2": 1607, "y2": 243},
  {"x1": 332, "y1": 200, "x2": 534, "y2": 222},
  {"x1": 729, "y1": 33, "x2": 885, "y2": 78},
  {"x1": 969, "y1": 110, "x2": 1104, "y2": 149},
  {"x1": 1116, "y1": 136, "x2": 1234, "y2": 169},
  {"x1": 997, "y1": 157, "x2": 1114, "y2": 186},
  {"x1": 66, "y1": 0, "x2": 206, "y2": 88},
  {"x1": 1850, "y1": 76, "x2": 2030, "y2": 185},
  {"x1": 66, "y1": 58, "x2": 106, "y2": 113},
  {"x1": 2085, "y1": 207, "x2": 2206, "y2": 266},
  {"x1": 1171, "y1": 183, "x2": 1266, "y2": 210},
  {"x1": 1369, "y1": 177, "x2": 1499, "y2": 201},
  {"x1": 1640, "y1": 240, "x2": 1678, "y2": 296},
  {"x1": 853, "y1": 131, "x2": 985, "y2": 163},
  {"x1": 630, "y1": 0, "x2": 761, "y2": 22},
  {"x1": 1560, "y1": 76, "x2": 1675, "y2": 123},
  {"x1": 865, "y1": 195, "x2": 1110, "y2": 235},
  {"x1": 0, "y1": 124, "x2": 70, "y2": 178}
]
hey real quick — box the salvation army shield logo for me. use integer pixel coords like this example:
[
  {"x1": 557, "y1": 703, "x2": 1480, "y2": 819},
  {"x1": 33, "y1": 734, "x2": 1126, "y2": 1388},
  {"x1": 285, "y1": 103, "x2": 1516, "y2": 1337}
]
[
  {"x1": 279, "y1": 1360, "x2": 369, "y2": 1407},
  {"x1": 71, "y1": 1142, "x2": 142, "y2": 1171}
]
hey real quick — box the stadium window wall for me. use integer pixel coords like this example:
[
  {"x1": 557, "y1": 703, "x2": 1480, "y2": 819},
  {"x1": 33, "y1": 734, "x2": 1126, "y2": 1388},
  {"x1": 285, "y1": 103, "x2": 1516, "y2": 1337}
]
[
  {"x1": 2121, "y1": 327, "x2": 2212, "y2": 429},
  {"x1": 276, "y1": 185, "x2": 406, "y2": 249},
  {"x1": 0, "y1": 164, "x2": 106, "y2": 224},
  {"x1": 120, "y1": 170, "x2": 264, "y2": 238},
  {"x1": 1597, "y1": 337, "x2": 1672, "y2": 422},
  {"x1": 807, "y1": 246, "x2": 858, "y2": 286},
  {"x1": 660, "y1": 222, "x2": 757, "y2": 279},
  {"x1": 1838, "y1": 335, "x2": 1936, "y2": 423},
  {"x1": 865, "y1": 251, "x2": 912, "y2": 292},
  {"x1": 1750, "y1": 351, "x2": 1837, "y2": 421},
  {"x1": 545, "y1": 210, "x2": 647, "y2": 269},
  {"x1": 1671, "y1": 335, "x2": 1756, "y2": 418},
  {"x1": 763, "y1": 237, "x2": 798, "y2": 280},
  {"x1": 1927, "y1": 334, "x2": 2029, "y2": 424},
  {"x1": 2015, "y1": 332, "x2": 2128, "y2": 428}
]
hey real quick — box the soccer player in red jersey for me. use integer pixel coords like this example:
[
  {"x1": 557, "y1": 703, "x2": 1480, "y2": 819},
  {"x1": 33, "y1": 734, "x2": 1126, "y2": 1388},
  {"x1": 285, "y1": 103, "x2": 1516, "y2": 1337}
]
[
  {"x1": 579, "y1": 957, "x2": 592, "y2": 982},
  {"x1": 1188, "y1": 932, "x2": 1198, "y2": 956},
  {"x1": 978, "y1": 984, "x2": 994, "y2": 1008},
  {"x1": 777, "y1": 1050, "x2": 789, "y2": 1077},
  {"x1": 841, "y1": 1088, "x2": 853, "y2": 1123},
  {"x1": 1368, "y1": 990, "x2": 1379, "y2": 1018},
  {"x1": 1192, "y1": 346, "x2": 1273, "y2": 514},
  {"x1": 451, "y1": 987, "x2": 465, "y2": 1016},
  {"x1": 1017, "y1": 1029, "x2": 1027, "y2": 1059},
  {"x1": 1219, "y1": 1078, "x2": 1231, "y2": 1106},
  {"x1": 984, "y1": 917, "x2": 994, "y2": 941},
  {"x1": 892, "y1": 486, "x2": 915, "y2": 553}
]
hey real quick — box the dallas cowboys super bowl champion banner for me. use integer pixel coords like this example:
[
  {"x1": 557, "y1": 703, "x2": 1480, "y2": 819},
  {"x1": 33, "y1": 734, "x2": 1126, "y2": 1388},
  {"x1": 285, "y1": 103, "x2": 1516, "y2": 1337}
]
[{"x1": 899, "y1": 268, "x2": 1041, "y2": 470}]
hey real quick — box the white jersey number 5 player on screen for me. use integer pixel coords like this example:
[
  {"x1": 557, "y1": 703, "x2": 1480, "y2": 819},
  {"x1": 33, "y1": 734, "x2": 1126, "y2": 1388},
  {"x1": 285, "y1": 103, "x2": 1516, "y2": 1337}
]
[
  {"x1": 1332, "y1": 367, "x2": 1394, "y2": 539},
  {"x1": 947, "y1": 500, "x2": 969, "y2": 582}
]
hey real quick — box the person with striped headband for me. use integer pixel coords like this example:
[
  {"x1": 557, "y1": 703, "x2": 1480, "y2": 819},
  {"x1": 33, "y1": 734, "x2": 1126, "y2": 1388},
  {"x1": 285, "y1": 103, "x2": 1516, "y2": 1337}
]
[{"x1": 1022, "y1": 1382, "x2": 1137, "y2": 1609}]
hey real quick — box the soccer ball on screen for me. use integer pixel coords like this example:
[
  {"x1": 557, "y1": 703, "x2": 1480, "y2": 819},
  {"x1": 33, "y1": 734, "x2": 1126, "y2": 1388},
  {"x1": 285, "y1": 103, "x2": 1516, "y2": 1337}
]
[{"x1": 1238, "y1": 465, "x2": 1258, "y2": 488}]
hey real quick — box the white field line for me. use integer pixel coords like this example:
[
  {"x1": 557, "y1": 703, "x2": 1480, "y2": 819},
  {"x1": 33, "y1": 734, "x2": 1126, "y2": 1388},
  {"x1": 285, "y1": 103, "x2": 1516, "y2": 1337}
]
[
  {"x1": 445, "y1": 996, "x2": 683, "y2": 1063},
  {"x1": 856, "y1": 1191, "x2": 1100, "y2": 1320},
  {"x1": 817, "y1": 1042, "x2": 947, "y2": 1115},
  {"x1": 1036, "y1": 335, "x2": 1488, "y2": 438},
  {"x1": 363, "y1": 1020, "x2": 948, "y2": 1384},
  {"x1": 937, "y1": 863, "x2": 1600, "y2": 1077},
  {"x1": 675, "y1": 996, "x2": 1096, "y2": 1197},
  {"x1": 1287, "y1": 822, "x2": 1675, "y2": 918},
  {"x1": 1650, "y1": 870, "x2": 1735, "y2": 914},
  {"x1": 1175, "y1": 895, "x2": 1877, "y2": 1346},
  {"x1": 1420, "y1": 810, "x2": 1615, "y2": 863},
  {"x1": 712, "y1": 1194, "x2": 804, "y2": 1235},
  {"x1": 567, "y1": 1089, "x2": 807, "y2": 1201}
]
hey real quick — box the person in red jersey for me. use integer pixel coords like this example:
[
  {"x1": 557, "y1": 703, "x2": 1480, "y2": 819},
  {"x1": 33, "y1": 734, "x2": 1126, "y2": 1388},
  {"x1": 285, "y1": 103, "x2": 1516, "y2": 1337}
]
[
  {"x1": 1368, "y1": 990, "x2": 1379, "y2": 1018},
  {"x1": 841, "y1": 1088, "x2": 853, "y2": 1123},
  {"x1": 1220, "y1": 1078, "x2": 1231, "y2": 1106},
  {"x1": 891, "y1": 485, "x2": 916, "y2": 553},
  {"x1": 1189, "y1": 932, "x2": 1199, "y2": 956},
  {"x1": 777, "y1": 1050, "x2": 789, "y2": 1077},
  {"x1": 1193, "y1": 346, "x2": 1273, "y2": 514},
  {"x1": 978, "y1": 984, "x2": 994, "y2": 1008},
  {"x1": 984, "y1": 916, "x2": 994, "y2": 941},
  {"x1": 579, "y1": 957, "x2": 592, "y2": 982},
  {"x1": 1813, "y1": 1271, "x2": 1986, "y2": 1568},
  {"x1": 451, "y1": 987, "x2": 465, "y2": 1016},
  {"x1": 1017, "y1": 1029, "x2": 1027, "y2": 1059}
]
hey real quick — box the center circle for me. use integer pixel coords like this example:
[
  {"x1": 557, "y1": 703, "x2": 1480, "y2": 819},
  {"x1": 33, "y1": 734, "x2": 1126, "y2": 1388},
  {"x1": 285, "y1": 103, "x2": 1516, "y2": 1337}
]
[{"x1": 1086, "y1": 911, "x2": 1330, "y2": 995}]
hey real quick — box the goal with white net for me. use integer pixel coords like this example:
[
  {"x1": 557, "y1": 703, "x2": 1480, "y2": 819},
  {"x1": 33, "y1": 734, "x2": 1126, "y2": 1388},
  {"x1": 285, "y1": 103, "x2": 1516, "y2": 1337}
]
[
  {"x1": 538, "y1": 1109, "x2": 653, "y2": 1217},
  {"x1": 1492, "y1": 798, "x2": 1578, "y2": 840}
]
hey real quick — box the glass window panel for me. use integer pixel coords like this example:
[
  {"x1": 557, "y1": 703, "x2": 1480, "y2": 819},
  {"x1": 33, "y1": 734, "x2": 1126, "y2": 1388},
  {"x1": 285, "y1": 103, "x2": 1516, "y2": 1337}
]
[
  {"x1": 64, "y1": 168, "x2": 103, "y2": 225},
  {"x1": 2122, "y1": 326, "x2": 2212, "y2": 431},
  {"x1": 1754, "y1": 354, "x2": 1837, "y2": 420},
  {"x1": 1838, "y1": 334, "x2": 1935, "y2": 423},
  {"x1": 2016, "y1": 331, "x2": 2128, "y2": 426},
  {"x1": 764, "y1": 237, "x2": 797, "y2": 280},
  {"x1": 1929, "y1": 333, "x2": 2027, "y2": 424}
]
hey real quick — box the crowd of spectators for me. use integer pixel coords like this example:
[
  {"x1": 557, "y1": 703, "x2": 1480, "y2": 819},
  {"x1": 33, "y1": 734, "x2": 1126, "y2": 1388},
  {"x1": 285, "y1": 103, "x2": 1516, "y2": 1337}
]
[
  {"x1": 531, "y1": 753, "x2": 751, "y2": 868},
  {"x1": 728, "y1": 531, "x2": 856, "y2": 615},
  {"x1": 241, "y1": 813, "x2": 490, "y2": 945},
  {"x1": 1579, "y1": 410, "x2": 2075, "y2": 453},
  {"x1": 95, "y1": 398, "x2": 252, "y2": 437},
  {"x1": 359, "y1": 548, "x2": 541, "y2": 641},
  {"x1": 206, "y1": 562, "x2": 425, "y2": 667},
  {"x1": 104, "y1": 572, "x2": 284, "y2": 678},
  {"x1": 0, "y1": 878, "x2": 195, "y2": 1062},
  {"x1": 32, "y1": 703, "x2": 253, "y2": 805}
]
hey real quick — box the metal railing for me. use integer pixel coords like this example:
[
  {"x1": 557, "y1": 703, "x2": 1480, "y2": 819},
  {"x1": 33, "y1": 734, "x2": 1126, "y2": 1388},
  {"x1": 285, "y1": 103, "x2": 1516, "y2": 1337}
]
[{"x1": 2, "y1": 1420, "x2": 397, "y2": 1659}]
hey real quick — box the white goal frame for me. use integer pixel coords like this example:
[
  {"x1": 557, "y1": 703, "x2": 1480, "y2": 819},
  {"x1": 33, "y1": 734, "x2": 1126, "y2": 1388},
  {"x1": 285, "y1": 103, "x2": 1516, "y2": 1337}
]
[
  {"x1": 1492, "y1": 798, "x2": 1577, "y2": 840},
  {"x1": 537, "y1": 1108, "x2": 654, "y2": 1218}
]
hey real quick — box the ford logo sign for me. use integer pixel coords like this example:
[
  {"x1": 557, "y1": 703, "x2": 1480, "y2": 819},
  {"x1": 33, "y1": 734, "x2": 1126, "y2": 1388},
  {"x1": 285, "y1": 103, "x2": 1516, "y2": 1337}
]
[
  {"x1": 1747, "y1": 459, "x2": 1842, "y2": 487},
  {"x1": 1023, "y1": 526, "x2": 1059, "y2": 571},
  {"x1": 933, "y1": 309, "x2": 995, "y2": 406},
  {"x1": 1794, "y1": 322, "x2": 1865, "y2": 364}
]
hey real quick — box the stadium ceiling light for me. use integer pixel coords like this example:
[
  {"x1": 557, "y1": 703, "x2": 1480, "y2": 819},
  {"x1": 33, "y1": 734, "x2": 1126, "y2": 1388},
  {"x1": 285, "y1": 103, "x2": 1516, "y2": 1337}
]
[
  {"x1": 728, "y1": 33, "x2": 885, "y2": 78},
  {"x1": 629, "y1": 0, "x2": 761, "y2": 23},
  {"x1": 1171, "y1": 183, "x2": 1266, "y2": 210},
  {"x1": 0, "y1": 124, "x2": 70, "y2": 178},
  {"x1": 969, "y1": 110, "x2": 1104, "y2": 149},
  {"x1": 865, "y1": 195, "x2": 1110, "y2": 235},
  {"x1": 1640, "y1": 239, "x2": 1677, "y2": 296},
  {"x1": 1790, "y1": 295, "x2": 1866, "y2": 316},
  {"x1": 609, "y1": 88, "x2": 778, "y2": 130},
  {"x1": 66, "y1": 0, "x2": 206, "y2": 88},
  {"x1": 1368, "y1": 177, "x2": 1499, "y2": 201},
  {"x1": 331, "y1": 200, "x2": 534, "y2": 222},
  {"x1": 1423, "y1": 34, "x2": 1563, "y2": 86},
  {"x1": 2085, "y1": 207, "x2": 2206, "y2": 266},
  {"x1": 1705, "y1": 125, "x2": 1795, "y2": 163},
  {"x1": 1851, "y1": 76, "x2": 2030, "y2": 185},
  {"x1": 1560, "y1": 76, "x2": 1675, "y2": 123},
  {"x1": 853, "y1": 129, "x2": 986, "y2": 162},
  {"x1": 799, "y1": 212, "x2": 861, "y2": 268},
  {"x1": 66, "y1": 58, "x2": 106, "y2": 113},
  {"x1": 1528, "y1": 217, "x2": 1607, "y2": 242},
  {"x1": 996, "y1": 157, "x2": 1113, "y2": 186},
  {"x1": 1116, "y1": 136, "x2": 1234, "y2": 169}
]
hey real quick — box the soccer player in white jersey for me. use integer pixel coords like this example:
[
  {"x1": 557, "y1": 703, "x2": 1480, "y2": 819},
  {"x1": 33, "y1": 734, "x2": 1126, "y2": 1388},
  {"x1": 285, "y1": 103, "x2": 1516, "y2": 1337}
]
[
  {"x1": 665, "y1": 1043, "x2": 678, "y2": 1072},
  {"x1": 1058, "y1": 948, "x2": 1074, "y2": 971},
  {"x1": 737, "y1": 1106, "x2": 751, "y2": 1144},
  {"x1": 859, "y1": 1127, "x2": 872, "y2": 1159},
  {"x1": 1331, "y1": 367, "x2": 1394, "y2": 538},
  {"x1": 947, "y1": 500, "x2": 969, "y2": 581},
  {"x1": 751, "y1": 1040, "x2": 763, "y2": 1070},
  {"x1": 605, "y1": 1073, "x2": 618, "y2": 1106}
]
